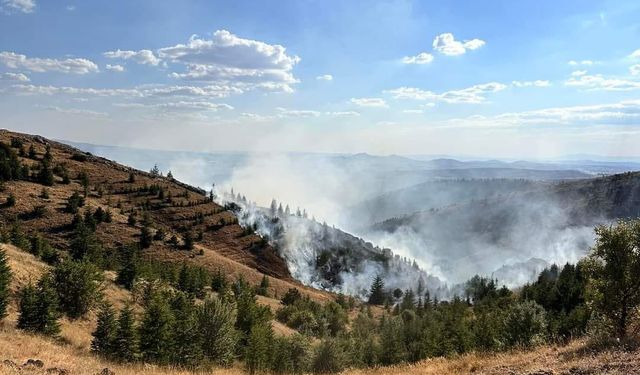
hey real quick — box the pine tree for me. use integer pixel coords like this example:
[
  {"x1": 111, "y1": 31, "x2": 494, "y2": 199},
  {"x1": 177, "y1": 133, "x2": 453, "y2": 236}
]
[
  {"x1": 170, "y1": 293, "x2": 203, "y2": 367},
  {"x1": 92, "y1": 302, "x2": 117, "y2": 357},
  {"x1": 197, "y1": 297, "x2": 238, "y2": 367},
  {"x1": 245, "y1": 322, "x2": 273, "y2": 374},
  {"x1": 51, "y1": 260, "x2": 102, "y2": 319},
  {"x1": 18, "y1": 277, "x2": 61, "y2": 336},
  {"x1": 0, "y1": 248, "x2": 10, "y2": 320},
  {"x1": 256, "y1": 274, "x2": 270, "y2": 297},
  {"x1": 140, "y1": 225, "x2": 153, "y2": 249},
  {"x1": 368, "y1": 274, "x2": 386, "y2": 305},
  {"x1": 17, "y1": 282, "x2": 39, "y2": 331},
  {"x1": 117, "y1": 244, "x2": 139, "y2": 290},
  {"x1": 139, "y1": 295, "x2": 174, "y2": 364},
  {"x1": 114, "y1": 305, "x2": 138, "y2": 362}
]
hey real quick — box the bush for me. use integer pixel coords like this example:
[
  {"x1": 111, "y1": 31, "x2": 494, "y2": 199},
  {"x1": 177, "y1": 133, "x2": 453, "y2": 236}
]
[
  {"x1": 503, "y1": 300, "x2": 547, "y2": 348},
  {"x1": 65, "y1": 192, "x2": 85, "y2": 213},
  {"x1": 312, "y1": 339, "x2": 345, "y2": 374},
  {"x1": 5, "y1": 193, "x2": 16, "y2": 207},
  {"x1": 139, "y1": 295, "x2": 175, "y2": 364}
]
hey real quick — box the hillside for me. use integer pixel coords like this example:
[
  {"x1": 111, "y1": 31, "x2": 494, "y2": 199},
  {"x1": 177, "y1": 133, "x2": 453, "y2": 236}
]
[
  {"x1": 0, "y1": 129, "x2": 331, "y2": 302},
  {"x1": 369, "y1": 171, "x2": 640, "y2": 284}
]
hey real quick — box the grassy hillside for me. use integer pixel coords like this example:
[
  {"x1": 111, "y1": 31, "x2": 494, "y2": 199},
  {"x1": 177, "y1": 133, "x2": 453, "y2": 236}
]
[{"x1": 0, "y1": 129, "x2": 330, "y2": 302}]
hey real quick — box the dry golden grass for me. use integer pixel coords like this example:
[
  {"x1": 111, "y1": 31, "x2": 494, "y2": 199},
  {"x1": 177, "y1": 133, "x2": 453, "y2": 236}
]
[
  {"x1": 0, "y1": 323, "x2": 245, "y2": 375},
  {"x1": 342, "y1": 340, "x2": 640, "y2": 375}
]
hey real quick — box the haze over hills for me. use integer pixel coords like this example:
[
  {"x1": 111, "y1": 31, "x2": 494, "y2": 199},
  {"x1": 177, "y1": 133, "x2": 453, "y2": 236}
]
[{"x1": 65, "y1": 139, "x2": 640, "y2": 287}]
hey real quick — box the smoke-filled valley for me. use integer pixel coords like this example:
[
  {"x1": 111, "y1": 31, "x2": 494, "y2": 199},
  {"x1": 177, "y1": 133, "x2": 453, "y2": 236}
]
[{"x1": 69, "y1": 142, "x2": 640, "y2": 294}]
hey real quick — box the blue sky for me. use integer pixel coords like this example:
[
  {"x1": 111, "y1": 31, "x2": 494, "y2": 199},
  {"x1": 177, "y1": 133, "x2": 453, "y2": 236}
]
[{"x1": 1, "y1": 0, "x2": 640, "y2": 157}]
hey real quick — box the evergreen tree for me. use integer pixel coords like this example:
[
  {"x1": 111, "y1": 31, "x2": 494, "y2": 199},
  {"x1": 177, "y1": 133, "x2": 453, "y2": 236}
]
[
  {"x1": 117, "y1": 244, "x2": 139, "y2": 290},
  {"x1": 368, "y1": 274, "x2": 386, "y2": 305},
  {"x1": 256, "y1": 274, "x2": 270, "y2": 297},
  {"x1": 197, "y1": 297, "x2": 238, "y2": 367},
  {"x1": 92, "y1": 302, "x2": 117, "y2": 357},
  {"x1": 50, "y1": 260, "x2": 103, "y2": 319},
  {"x1": 0, "y1": 249, "x2": 11, "y2": 320},
  {"x1": 17, "y1": 277, "x2": 61, "y2": 336},
  {"x1": 69, "y1": 222, "x2": 101, "y2": 260},
  {"x1": 170, "y1": 293, "x2": 203, "y2": 367},
  {"x1": 183, "y1": 231, "x2": 194, "y2": 250},
  {"x1": 65, "y1": 191, "x2": 85, "y2": 213},
  {"x1": 114, "y1": 305, "x2": 138, "y2": 362},
  {"x1": 245, "y1": 322, "x2": 273, "y2": 374},
  {"x1": 140, "y1": 225, "x2": 153, "y2": 249},
  {"x1": 379, "y1": 316, "x2": 407, "y2": 365},
  {"x1": 139, "y1": 295, "x2": 175, "y2": 364}
]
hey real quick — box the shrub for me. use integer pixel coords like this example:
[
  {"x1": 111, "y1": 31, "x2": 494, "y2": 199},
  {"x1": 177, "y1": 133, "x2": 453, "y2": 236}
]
[
  {"x1": 502, "y1": 300, "x2": 547, "y2": 348},
  {"x1": 17, "y1": 276, "x2": 61, "y2": 336},
  {"x1": 312, "y1": 339, "x2": 345, "y2": 374}
]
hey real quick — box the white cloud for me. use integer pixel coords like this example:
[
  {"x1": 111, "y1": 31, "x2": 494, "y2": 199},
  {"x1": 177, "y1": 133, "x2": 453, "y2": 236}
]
[
  {"x1": 432, "y1": 33, "x2": 485, "y2": 56},
  {"x1": 66, "y1": 5, "x2": 75, "y2": 11},
  {"x1": 401, "y1": 52, "x2": 434, "y2": 64},
  {"x1": 276, "y1": 107, "x2": 321, "y2": 118},
  {"x1": 115, "y1": 101, "x2": 233, "y2": 112},
  {"x1": 568, "y1": 60, "x2": 595, "y2": 66},
  {"x1": 631, "y1": 64, "x2": 640, "y2": 76},
  {"x1": 403, "y1": 109, "x2": 424, "y2": 114},
  {"x1": 326, "y1": 111, "x2": 360, "y2": 117},
  {"x1": 512, "y1": 80, "x2": 551, "y2": 87},
  {"x1": 386, "y1": 82, "x2": 506, "y2": 104},
  {"x1": 4, "y1": 83, "x2": 242, "y2": 98},
  {"x1": 0, "y1": 51, "x2": 98, "y2": 74},
  {"x1": 316, "y1": 74, "x2": 333, "y2": 81},
  {"x1": 0, "y1": 72, "x2": 30, "y2": 82},
  {"x1": 565, "y1": 73, "x2": 640, "y2": 91},
  {"x1": 158, "y1": 30, "x2": 300, "y2": 93},
  {"x1": 103, "y1": 49, "x2": 161, "y2": 66},
  {"x1": 629, "y1": 49, "x2": 640, "y2": 59},
  {"x1": 350, "y1": 97, "x2": 388, "y2": 107},
  {"x1": 39, "y1": 105, "x2": 108, "y2": 118},
  {"x1": 1, "y1": 0, "x2": 35, "y2": 13},
  {"x1": 105, "y1": 64, "x2": 125, "y2": 72},
  {"x1": 570, "y1": 70, "x2": 587, "y2": 77}
]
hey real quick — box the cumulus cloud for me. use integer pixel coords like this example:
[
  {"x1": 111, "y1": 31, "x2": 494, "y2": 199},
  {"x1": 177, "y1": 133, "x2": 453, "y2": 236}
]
[
  {"x1": 105, "y1": 64, "x2": 125, "y2": 72},
  {"x1": 158, "y1": 30, "x2": 300, "y2": 93},
  {"x1": 432, "y1": 33, "x2": 485, "y2": 56},
  {"x1": 628, "y1": 49, "x2": 640, "y2": 59},
  {"x1": 0, "y1": 51, "x2": 99, "y2": 74},
  {"x1": 103, "y1": 49, "x2": 161, "y2": 66},
  {"x1": 0, "y1": 72, "x2": 29, "y2": 82},
  {"x1": 385, "y1": 82, "x2": 506, "y2": 104},
  {"x1": 1, "y1": 0, "x2": 35, "y2": 13},
  {"x1": 316, "y1": 74, "x2": 333, "y2": 81},
  {"x1": 565, "y1": 73, "x2": 640, "y2": 91},
  {"x1": 630, "y1": 65, "x2": 640, "y2": 76},
  {"x1": 401, "y1": 52, "x2": 434, "y2": 64},
  {"x1": 350, "y1": 97, "x2": 388, "y2": 107}
]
